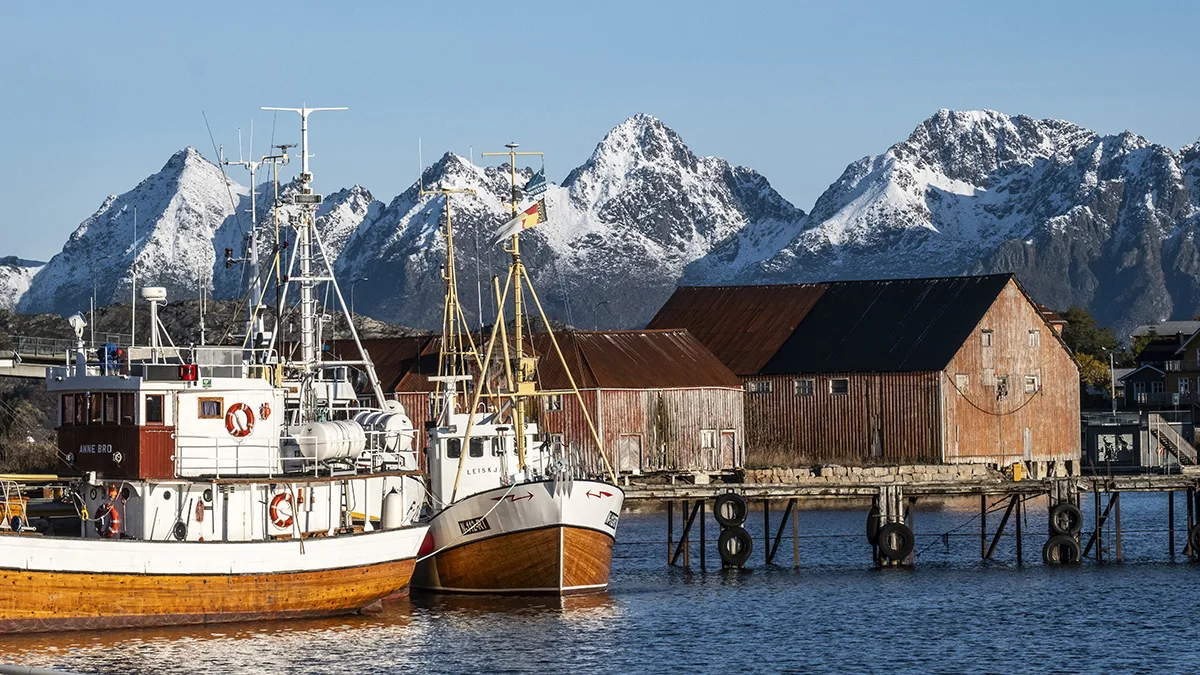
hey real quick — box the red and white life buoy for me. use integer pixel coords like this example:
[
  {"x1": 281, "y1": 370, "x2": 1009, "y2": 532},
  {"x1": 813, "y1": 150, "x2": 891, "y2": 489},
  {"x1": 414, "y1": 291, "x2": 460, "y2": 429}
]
[
  {"x1": 95, "y1": 502, "x2": 120, "y2": 538},
  {"x1": 269, "y1": 492, "x2": 294, "y2": 529},
  {"x1": 225, "y1": 402, "x2": 255, "y2": 437}
]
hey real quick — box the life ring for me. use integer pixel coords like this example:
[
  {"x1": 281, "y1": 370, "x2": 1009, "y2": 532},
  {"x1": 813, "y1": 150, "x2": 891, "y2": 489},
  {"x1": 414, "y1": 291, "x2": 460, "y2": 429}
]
[
  {"x1": 95, "y1": 503, "x2": 120, "y2": 538},
  {"x1": 259, "y1": 402, "x2": 271, "y2": 420},
  {"x1": 225, "y1": 402, "x2": 255, "y2": 437},
  {"x1": 269, "y1": 492, "x2": 294, "y2": 529}
]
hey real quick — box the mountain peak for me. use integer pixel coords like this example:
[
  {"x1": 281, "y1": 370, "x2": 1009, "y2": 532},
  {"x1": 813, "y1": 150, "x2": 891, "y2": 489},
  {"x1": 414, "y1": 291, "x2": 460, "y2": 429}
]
[{"x1": 587, "y1": 113, "x2": 695, "y2": 169}]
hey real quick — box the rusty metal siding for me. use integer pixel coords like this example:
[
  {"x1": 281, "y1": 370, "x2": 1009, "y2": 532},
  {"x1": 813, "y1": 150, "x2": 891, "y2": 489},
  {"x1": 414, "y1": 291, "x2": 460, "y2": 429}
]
[
  {"x1": 941, "y1": 279, "x2": 1081, "y2": 464},
  {"x1": 743, "y1": 372, "x2": 941, "y2": 466}
]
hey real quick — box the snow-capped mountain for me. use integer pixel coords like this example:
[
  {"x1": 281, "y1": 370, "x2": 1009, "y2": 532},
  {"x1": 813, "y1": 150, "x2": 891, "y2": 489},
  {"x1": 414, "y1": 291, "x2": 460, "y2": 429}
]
[
  {"x1": 695, "y1": 109, "x2": 1200, "y2": 334},
  {"x1": 0, "y1": 257, "x2": 45, "y2": 310}
]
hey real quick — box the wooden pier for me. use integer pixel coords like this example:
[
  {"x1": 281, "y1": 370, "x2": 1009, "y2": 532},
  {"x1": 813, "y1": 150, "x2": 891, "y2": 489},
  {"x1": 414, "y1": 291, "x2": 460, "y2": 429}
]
[{"x1": 623, "y1": 473, "x2": 1200, "y2": 569}]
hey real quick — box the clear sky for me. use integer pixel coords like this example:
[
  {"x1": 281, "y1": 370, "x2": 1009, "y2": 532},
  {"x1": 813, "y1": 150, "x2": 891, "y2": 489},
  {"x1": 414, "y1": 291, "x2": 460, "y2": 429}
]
[{"x1": 4, "y1": 1, "x2": 1199, "y2": 260}]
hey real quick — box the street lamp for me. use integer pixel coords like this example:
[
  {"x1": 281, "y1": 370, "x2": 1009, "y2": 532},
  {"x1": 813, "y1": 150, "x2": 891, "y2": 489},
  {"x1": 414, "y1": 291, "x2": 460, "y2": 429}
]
[
  {"x1": 1102, "y1": 347, "x2": 1117, "y2": 416},
  {"x1": 350, "y1": 277, "x2": 368, "y2": 324}
]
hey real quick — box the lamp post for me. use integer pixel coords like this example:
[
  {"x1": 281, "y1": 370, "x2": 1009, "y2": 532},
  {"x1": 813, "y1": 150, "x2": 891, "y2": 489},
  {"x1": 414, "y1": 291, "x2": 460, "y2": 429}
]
[
  {"x1": 1107, "y1": 349, "x2": 1117, "y2": 415},
  {"x1": 350, "y1": 277, "x2": 368, "y2": 325}
]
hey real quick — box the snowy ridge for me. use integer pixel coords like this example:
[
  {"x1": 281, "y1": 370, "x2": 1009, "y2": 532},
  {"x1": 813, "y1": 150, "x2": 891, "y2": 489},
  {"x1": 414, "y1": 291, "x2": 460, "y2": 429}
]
[{"x1": 0, "y1": 257, "x2": 45, "y2": 310}]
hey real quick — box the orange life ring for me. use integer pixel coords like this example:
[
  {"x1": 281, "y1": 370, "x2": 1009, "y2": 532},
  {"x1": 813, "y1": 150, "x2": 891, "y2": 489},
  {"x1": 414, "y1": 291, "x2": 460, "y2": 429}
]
[
  {"x1": 225, "y1": 402, "x2": 255, "y2": 437},
  {"x1": 259, "y1": 402, "x2": 271, "y2": 420},
  {"x1": 269, "y1": 492, "x2": 294, "y2": 529},
  {"x1": 95, "y1": 503, "x2": 120, "y2": 538}
]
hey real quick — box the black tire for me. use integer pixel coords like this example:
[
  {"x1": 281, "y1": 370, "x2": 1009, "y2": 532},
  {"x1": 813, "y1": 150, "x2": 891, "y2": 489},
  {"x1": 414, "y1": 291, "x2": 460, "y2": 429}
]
[
  {"x1": 713, "y1": 493, "x2": 748, "y2": 528},
  {"x1": 876, "y1": 522, "x2": 914, "y2": 562},
  {"x1": 8, "y1": 516, "x2": 22, "y2": 534},
  {"x1": 717, "y1": 526, "x2": 753, "y2": 567},
  {"x1": 1042, "y1": 534, "x2": 1081, "y2": 565},
  {"x1": 1049, "y1": 503, "x2": 1083, "y2": 536},
  {"x1": 866, "y1": 504, "x2": 881, "y2": 545},
  {"x1": 1190, "y1": 525, "x2": 1200, "y2": 557}
]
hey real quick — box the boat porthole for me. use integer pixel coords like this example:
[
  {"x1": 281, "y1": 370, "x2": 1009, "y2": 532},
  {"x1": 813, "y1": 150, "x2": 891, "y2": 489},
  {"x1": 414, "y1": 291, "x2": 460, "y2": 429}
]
[
  {"x1": 163, "y1": 491, "x2": 171, "y2": 500},
  {"x1": 120, "y1": 488, "x2": 131, "y2": 501},
  {"x1": 203, "y1": 489, "x2": 213, "y2": 503}
]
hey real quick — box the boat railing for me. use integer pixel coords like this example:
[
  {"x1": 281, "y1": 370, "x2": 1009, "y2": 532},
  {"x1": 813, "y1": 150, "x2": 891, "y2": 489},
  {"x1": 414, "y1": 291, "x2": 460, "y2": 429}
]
[{"x1": 174, "y1": 429, "x2": 415, "y2": 479}]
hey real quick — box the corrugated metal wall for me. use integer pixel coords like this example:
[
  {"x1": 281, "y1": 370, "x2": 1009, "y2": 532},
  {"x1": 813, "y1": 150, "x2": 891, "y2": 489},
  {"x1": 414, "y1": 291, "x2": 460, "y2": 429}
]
[{"x1": 743, "y1": 372, "x2": 942, "y2": 466}]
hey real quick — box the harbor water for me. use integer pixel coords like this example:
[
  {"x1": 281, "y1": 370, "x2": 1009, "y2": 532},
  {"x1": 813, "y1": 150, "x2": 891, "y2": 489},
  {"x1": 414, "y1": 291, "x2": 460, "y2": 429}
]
[{"x1": 2, "y1": 491, "x2": 1197, "y2": 674}]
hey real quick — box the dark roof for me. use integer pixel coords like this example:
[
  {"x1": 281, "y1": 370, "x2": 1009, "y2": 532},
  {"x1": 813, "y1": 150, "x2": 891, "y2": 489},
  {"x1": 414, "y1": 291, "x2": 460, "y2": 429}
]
[
  {"x1": 1131, "y1": 321, "x2": 1200, "y2": 338},
  {"x1": 650, "y1": 274, "x2": 1022, "y2": 375},
  {"x1": 1036, "y1": 304, "x2": 1066, "y2": 325},
  {"x1": 329, "y1": 329, "x2": 741, "y2": 392},
  {"x1": 1136, "y1": 336, "x2": 1185, "y2": 364},
  {"x1": 646, "y1": 284, "x2": 828, "y2": 375}
]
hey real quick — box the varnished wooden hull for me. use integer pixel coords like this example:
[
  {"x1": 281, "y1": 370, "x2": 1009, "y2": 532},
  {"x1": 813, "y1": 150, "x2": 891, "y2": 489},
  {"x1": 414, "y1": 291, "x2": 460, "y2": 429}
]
[
  {"x1": 415, "y1": 525, "x2": 614, "y2": 594},
  {"x1": 0, "y1": 558, "x2": 416, "y2": 634}
]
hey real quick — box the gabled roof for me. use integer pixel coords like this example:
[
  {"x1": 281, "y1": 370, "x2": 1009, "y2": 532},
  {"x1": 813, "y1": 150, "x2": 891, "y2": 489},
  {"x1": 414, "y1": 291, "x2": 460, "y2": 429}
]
[
  {"x1": 327, "y1": 329, "x2": 741, "y2": 393},
  {"x1": 1130, "y1": 321, "x2": 1200, "y2": 338},
  {"x1": 650, "y1": 274, "x2": 1017, "y2": 375},
  {"x1": 1119, "y1": 364, "x2": 1165, "y2": 381}
]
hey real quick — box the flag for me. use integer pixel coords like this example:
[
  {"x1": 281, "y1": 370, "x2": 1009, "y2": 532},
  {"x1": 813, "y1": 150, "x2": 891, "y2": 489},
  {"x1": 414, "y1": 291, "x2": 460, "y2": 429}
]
[
  {"x1": 493, "y1": 200, "x2": 546, "y2": 245},
  {"x1": 524, "y1": 168, "x2": 548, "y2": 196}
]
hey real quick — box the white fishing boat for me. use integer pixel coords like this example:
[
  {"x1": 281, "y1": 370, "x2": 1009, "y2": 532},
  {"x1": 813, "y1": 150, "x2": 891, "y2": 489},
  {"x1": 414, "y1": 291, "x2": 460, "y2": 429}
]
[
  {"x1": 0, "y1": 107, "x2": 428, "y2": 633},
  {"x1": 412, "y1": 145, "x2": 623, "y2": 595}
]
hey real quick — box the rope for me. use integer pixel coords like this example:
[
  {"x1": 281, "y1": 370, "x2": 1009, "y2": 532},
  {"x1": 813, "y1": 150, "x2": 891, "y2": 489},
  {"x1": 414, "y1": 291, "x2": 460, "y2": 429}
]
[{"x1": 954, "y1": 384, "x2": 1044, "y2": 417}]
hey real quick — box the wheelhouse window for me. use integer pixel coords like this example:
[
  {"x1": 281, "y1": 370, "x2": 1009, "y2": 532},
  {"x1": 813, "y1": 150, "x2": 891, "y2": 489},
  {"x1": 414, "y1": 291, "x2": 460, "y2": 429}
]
[
  {"x1": 145, "y1": 395, "x2": 165, "y2": 424},
  {"x1": 74, "y1": 393, "x2": 87, "y2": 425},
  {"x1": 469, "y1": 437, "x2": 486, "y2": 458},
  {"x1": 830, "y1": 379, "x2": 849, "y2": 395},
  {"x1": 120, "y1": 393, "x2": 135, "y2": 425},
  {"x1": 62, "y1": 394, "x2": 75, "y2": 426},
  {"x1": 103, "y1": 393, "x2": 117, "y2": 424},
  {"x1": 545, "y1": 394, "x2": 563, "y2": 412},
  {"x1": 446, "y1": 438, "x2": 462, "y2": 459},
  {"x1": 88, "y1": 393, "x2": 102, "y2": 424},
  {"x1": 794, "y1": 379, "x2": 814, "y2": 396},
  {"x1": 198, "y1": 397, "x2": 224, "y2": 419}
]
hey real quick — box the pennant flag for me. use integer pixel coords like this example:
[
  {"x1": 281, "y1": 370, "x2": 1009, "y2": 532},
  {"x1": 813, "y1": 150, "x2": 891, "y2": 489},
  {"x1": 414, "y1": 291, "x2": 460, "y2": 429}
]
[
  {"x1": 493, "y1": 200, "x2": 546, "y2": 244},
  {"x1": 524, "y1": 168, "x2": 548, "y2": 196}
]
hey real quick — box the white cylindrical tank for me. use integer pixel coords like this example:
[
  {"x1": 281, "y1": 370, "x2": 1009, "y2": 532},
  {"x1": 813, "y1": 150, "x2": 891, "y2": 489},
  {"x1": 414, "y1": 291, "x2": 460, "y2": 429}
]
[
  {"x1": 296, "y1": 421, "x2": 367, "y2": 462},
  {"x1": 140, "y1": 286, "x2": 167, "y2": 302},
  {"x1": 381, "y1": 488, "x2": 404, "y2": 530}
]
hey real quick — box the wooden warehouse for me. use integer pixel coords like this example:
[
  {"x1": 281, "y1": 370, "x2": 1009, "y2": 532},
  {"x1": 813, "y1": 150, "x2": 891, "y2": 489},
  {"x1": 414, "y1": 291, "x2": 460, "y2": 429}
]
[
  {"x1": 648, "y1": 274, "x2": 1081, "y2": 469},
  {"x1": 329, "y1": 330, "x2": 745, "y2": 476}
]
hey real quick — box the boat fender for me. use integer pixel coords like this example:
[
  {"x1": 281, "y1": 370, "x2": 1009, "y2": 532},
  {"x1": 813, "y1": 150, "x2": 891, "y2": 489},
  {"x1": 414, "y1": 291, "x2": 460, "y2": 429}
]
[
  {"x1": 172, "y1": 521, "x2": 187, "y2": 541},
  {"x1": 260, "y1": 402, "x2": 272, "y2": 420},
  {"x1": 194, "y1": 500, "x2": 205, "y2": 523},
  {"x1": 713, "y1": 493, "x2": 748, "y2": 528},
  {"x1": 866, "y1": 504, "x2": 882, "y2": 545},
  {"x1": 1190, "y1": 524, "x2": 1200, "y2": 557},
  {"x1": 9, "y1": 516, "x2": 22, "y2": 533},
  {"x1": 717, "y1": 526, "x2": 753, "y2": 567},
  {"x1": 1042, "y1": 534, "x2": 1081, "y2": 565},
  {"x1": 876, "y1": 522, "x2": 914, "y2": 562},
  {"x1": 225, "y1": 402, "x2": 256, "y2": 438},
  {"x1": 1048, "y1": 503, "x2": 1083, "y2": 536},
  {"x1": 95, "y1": 503, "x2": 120, "y2": 538},
  {"x1": 270, "y1": 492, "x2": 294, "y2": 529}
]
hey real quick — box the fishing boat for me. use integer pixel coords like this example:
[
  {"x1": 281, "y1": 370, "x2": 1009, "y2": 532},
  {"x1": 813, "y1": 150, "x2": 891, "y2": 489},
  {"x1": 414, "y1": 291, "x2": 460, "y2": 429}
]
[
  {"x1": 0, "y1": 107, "x2": 428, "y2": 633},
  {"x1": 413, "y1": 145, "x2": 623, "y2": 595}
]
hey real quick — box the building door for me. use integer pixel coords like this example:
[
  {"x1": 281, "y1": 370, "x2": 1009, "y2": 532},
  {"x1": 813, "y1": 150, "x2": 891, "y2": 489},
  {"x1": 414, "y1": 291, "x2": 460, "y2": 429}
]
[
  {"x1": 720, "y1": 430, "x2": 736, "y2": 469},
  {"x1": 617, "y1": 434, "x2": 642, "y2": 474}
]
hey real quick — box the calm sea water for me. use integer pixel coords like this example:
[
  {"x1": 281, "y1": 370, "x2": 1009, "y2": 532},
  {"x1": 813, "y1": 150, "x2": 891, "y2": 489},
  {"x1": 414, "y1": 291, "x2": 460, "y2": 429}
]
[{"x1": 2, "y1": 492, "x2": 1197, "y2": 674}]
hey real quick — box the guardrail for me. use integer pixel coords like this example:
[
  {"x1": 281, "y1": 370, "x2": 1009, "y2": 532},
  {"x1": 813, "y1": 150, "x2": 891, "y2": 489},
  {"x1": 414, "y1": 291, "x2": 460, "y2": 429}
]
[{"x1": 5, "y1": 333, "x2": 132, "y2": 358}]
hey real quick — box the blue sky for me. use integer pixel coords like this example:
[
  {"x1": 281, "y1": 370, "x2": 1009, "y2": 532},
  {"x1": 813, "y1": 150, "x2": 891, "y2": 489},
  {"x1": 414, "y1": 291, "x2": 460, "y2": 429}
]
[{"x1": 4, "y1": 1, "x2": 1199, "y2": 260}]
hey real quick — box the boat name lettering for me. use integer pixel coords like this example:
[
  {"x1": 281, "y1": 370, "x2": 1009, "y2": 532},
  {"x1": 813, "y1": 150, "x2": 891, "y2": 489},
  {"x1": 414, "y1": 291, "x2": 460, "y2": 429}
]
[
  {"x1": 458, "y1": 517, "x2": 491, "y2": 535},
  {"x1": 79, "y1": 443, "x2": 114, "y2": 455},
  {"x1": 466, "y1": 466, "x2": 499, "y2": 475}
]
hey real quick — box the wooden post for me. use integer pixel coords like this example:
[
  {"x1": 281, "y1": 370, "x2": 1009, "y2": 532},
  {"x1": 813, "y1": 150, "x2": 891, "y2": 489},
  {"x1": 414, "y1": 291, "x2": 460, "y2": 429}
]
[
  {"x1": 980, "y1": 494, "x2": 987, "y2": 560},
  {"x1": 699, "y1": 499, "x2": 706, "y2": 571},
  {"x1": 985, "y1": 495, "x2": 1018, "y2": 560},
  {"x1": 763, "y1": 498, "x2": 770, "y2": 565},
  {"x1": 682, "y1": 500, "x2": 690, "y2": 569},
  {"x1": 1187, "y1": 488, "x2": 1195, "y2": 559},
  {"x1": 1094, "y1": 483, "x2": 1102, "y2": 563},
  {"x1": 1169, "y1": 491, "x2": 1176, "y2": 558},
  {"x1": 667, "y1": 500, "x2": 673, "y2": 566},
  {"x1": 1113, "y1": 492, "x2": 1123, "y2": 563},
  {"x1": 1014, "y1": 496, "x2": 1023, "y2": 566}
]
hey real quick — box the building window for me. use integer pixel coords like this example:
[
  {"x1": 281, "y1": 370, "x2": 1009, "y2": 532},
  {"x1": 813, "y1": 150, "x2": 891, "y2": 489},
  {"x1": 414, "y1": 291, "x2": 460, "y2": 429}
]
[
  {"x1": 61, "y1": 394, "x2": 75, "y2": 426},
  {"x1": 996, "y1": 375, "x2": 1010, "y2": 398},
  {"x1": 103, "y1": 393, "x2": 117, "y2": 424},
  {"x1": 1134, "y1": 382, "x2": 1146, "y2": 395},
  {"x1": 545, "y1": 394, "x2": 563, "y2": 412},
  {"x1": 145, "y1": 395, "x2": 165, "y2": 424},
  {"x1": 982, "y1": 330, "x2": 994, "y2": 347},
  {"x1": 120, "y1": 392, "x2": 135, "y2": 425},
  {"x1": 198, "y1": 397, "x2": 224, "y2": 419},
  {"x1": 700, "y1": 429, "x2": 716, "y2": 451},
  {"x1": 746, "y1": 381, "x2": 773, "y2": 394},
  {"x1": 1028, "y1": 330, "x2": 1040, "y2": 347},
  {"x1": 1181, "y1": 379, "x2": 1191, "y2": 394},
  {"x1": 446, "y1": 438, "x2": 462, "y2": 459},
  {"x1": 1152, "y1": 381, "x2": 1165, "y2": 394},
  {"x1": 1024, "y1": 375, "x2": 1039, "y2": 394},
  {"x1": 794, "y1": 379, "x2": 814, "y2": 396},
  {"x1": 469, "y1": 437, "x2": 486, "y2": 458},
  {"x1": 955, "y1": 374, "x2": 969, "y2": 393},
  {"x1": 830, "y1": 379, "x2": 849, "y2": 395}
]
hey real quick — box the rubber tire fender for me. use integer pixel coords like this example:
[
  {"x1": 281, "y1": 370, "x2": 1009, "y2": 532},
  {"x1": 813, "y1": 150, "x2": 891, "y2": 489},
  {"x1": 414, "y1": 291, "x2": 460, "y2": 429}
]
[
  {"x1": 1048, "y1": 503, "x2": 1084, "y2": 536},
  {"x1": 876, "y1": 522, "x2": 915, "y2": 562},
  {"x1": 1042, "y1": 534, "x2": 1081, "y2": 565},
  {"x1": 713, "y1": 493, "x2": 748, "y2": 528},
  {"x1": 866, "y1": 504, "x2": 882, "y2": 545},
  {"x1": 717, "y1": 526, "x2": 753, "y2": 567},
  {"x1": 1190, "y1": 524, "x2": 1200, "y2": 557}
]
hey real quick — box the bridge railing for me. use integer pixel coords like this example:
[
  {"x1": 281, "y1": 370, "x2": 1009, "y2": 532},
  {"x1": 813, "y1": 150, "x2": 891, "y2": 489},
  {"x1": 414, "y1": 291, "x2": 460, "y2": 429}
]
[{"x1": 4, "y1": 333, "x2": 133, "y2": 358}]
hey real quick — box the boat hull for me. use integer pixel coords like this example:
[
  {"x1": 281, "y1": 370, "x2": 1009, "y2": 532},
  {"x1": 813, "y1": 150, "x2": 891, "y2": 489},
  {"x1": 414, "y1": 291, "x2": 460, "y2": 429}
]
[
  {"x1": 0, "y1": 525, "x2": 427, "y2": 634},
  {"x1": 414, "y1": 479, "x2": 622, "y2": 595}
]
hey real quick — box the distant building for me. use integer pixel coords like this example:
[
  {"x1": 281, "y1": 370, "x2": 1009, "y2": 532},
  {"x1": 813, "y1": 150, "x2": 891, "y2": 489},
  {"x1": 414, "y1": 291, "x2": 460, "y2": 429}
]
[
  {"x1": 330, "y1": 330, "x2": 745, "y2": 476},
  {"x1": 1121, "y1": 323, "x2": 1200, "y2": 408},
  {"x1": 648, "y1": 274, "x2": 1081, "y2": 471}
]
